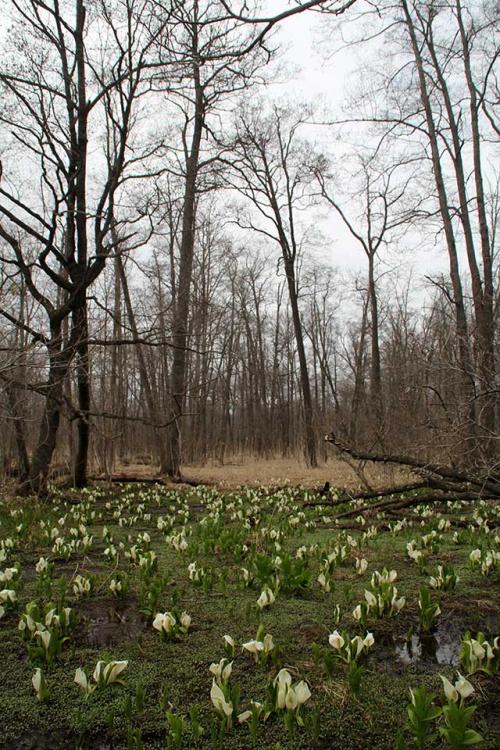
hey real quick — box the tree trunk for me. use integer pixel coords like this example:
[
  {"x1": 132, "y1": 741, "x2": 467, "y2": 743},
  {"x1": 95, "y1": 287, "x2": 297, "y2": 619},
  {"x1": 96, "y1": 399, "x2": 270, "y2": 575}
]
[
  {"x1": 284, "y1": 258, "x2": 317, "y2": 467},
  {"x1": 368, "y1": 252, "x2": 382, "y2": 427},
  {"x1": 401, "y1": 0, "x2": 477, "y2": 466},
  {"x1": 22, "y1": 328, "x2": 68, "y2": 497},
  {"x1": 165, "y1": 48, "x2": 204, "y2": 478},
  {"x1": 72, "y1": 305, "x2": 90, "y2": 487}
]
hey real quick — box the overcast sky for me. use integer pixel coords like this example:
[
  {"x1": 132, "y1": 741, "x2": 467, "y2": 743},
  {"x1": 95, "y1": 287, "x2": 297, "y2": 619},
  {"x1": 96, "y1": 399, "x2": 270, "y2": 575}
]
[{"x1": 0, "y1": 1, "x2": 462, "y2": 301}]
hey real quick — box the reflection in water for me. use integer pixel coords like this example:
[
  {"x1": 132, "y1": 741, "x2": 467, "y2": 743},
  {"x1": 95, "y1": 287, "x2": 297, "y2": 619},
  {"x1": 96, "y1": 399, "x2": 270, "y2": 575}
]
[{"x1": 395, "y1": 622, "x2": 461, "y2": 666}]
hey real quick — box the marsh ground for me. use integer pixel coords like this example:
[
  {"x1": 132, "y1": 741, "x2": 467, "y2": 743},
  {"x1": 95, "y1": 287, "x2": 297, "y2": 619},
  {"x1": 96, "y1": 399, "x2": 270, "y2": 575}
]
[{"x1": 0, "y1": 475, "x2": 498, "y2": 750}]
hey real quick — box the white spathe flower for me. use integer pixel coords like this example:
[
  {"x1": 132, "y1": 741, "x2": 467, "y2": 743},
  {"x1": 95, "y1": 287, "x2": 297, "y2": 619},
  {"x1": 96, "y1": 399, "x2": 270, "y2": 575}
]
[
  {"x1": 471, "y1": 640, "x2": 486, "y2": 659},
  {"x1": 328, "y1": 630, "x2": 344, "y2": 650},
  {"x1": 352, "y1": 604, "x2": 362, "y2": 621},
  {"x1": 243, "y1": 639, "x2": 264, "y2": 655},
  {"x1": 0, "y1": 589, "x2": 17, "y2": 604},
  {"x1": 356, "y1": 558, "x2": 368, "y2": 575},
  {"x1": 210, "y1": 679, "x2": 233, "y2": 717},
  {"x1": 391, "y1": 593, "x2": 406, "y2": 613},
  {"x1": 152, "y1": 612, "x2": 176, "y2": 634},
  {"x1": 274, "y1": 668, "x2": 293, "y2": 710},
  {"x1": 238, "y1": 710, "x2": 253, "y2": 723},
  {"x1": 32, "y1": 668, "x2": 47, "y2": 701},
  {"x1": 104, "y1": 660, "x2": 128, "y2": 684},
  {"x1": 263, "y1": 633, "x2": 274, "y2": 653},
  {"x1": 209, "y1": 658, "x2": 232, "y2": 683},
  {"x1": 180, "y1": 612, "x2": 192, "y2": 631},
  {"x1": 454, "y1": 673, "x2": 474, "y2": 699},
  {"x1": 351, "y1": 635, "x2": 365, "y2": 658},
  {"x1": 109, "y1": 578, "x2": 122, "y2": 594},
  {"x1": 36, "y1": 557, "x2": 48, "y2": 574},
  {"x1": 285, "y1": 687, "x2": 299, "y2": 710},
  {"x1": 35, "y1": 629, "x2": 52, "y2": 651},
  {"x1": 317, "y1": 572, "x2": 330, "y2": 591},
  {"x1": 363, "y1": 632, "x2": 375, "y2": 648},
  {"x1": 93, "y1": 659, "x2": 128, "y2": 685},
  {"x1": 441, "y1": 675, "x2": 459, "y2": 702},
  {"x1": 74, "y1": 667, "x2": 90, "y2": 693},
  {"x1": 293, "y1": 680, "x2": 311, "y2": 705},
  {"x1": 257, "y1": 586, "x2": 275, "y2": 609},
  {"x1": 0, "y1": 567, "x2": 19, "y2": 583},
  {"x1": 364, "y1": 590, "x2": 377, "y2": 607},
  {"x1": 441, "y1": 673, "x2": 474, "y2": 703}
]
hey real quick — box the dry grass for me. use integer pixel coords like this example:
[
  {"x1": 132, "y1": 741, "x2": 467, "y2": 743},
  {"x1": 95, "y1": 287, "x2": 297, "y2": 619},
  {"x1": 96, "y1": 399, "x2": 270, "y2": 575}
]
[{"x1": 111, "y1": 454, "x2": 414, "y2": 491}]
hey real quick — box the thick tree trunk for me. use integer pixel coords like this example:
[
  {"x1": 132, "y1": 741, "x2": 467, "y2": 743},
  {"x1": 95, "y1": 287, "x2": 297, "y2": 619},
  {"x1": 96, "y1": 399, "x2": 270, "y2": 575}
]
[
  {"x1": 71, "y1": 0, "x2": 90, "y2": 487},
  {"x1": 284, "y1": 258, "x2": 317, "y2": 467},
  {"x1": 6, "y1": 382, "x2": 30, "y2": 484},
  {"x1": 21, "y1": 329, "x2": 68, "y2": 497},
  {"x1": 401, "y1": 0, "x2": 477, "y2": 466},
  {"x1": 455, "y1": 0, "x2": 496, "y2": 453},
  {"x1": 72, "y1": 305, "x2": 90, "y2": 487},
  {"x1": 165, "y1": 50, "x2": 204, "y2": 478}
]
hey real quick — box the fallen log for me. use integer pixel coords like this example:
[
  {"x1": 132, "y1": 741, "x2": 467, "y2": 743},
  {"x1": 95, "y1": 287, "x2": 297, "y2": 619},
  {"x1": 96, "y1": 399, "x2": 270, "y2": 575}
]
[
  {"x1": 87, "y1": 474, "x2": 206, "y2": 487},
  {"x1": 332, "y1": 491, "x2": 497, "y2": 520},
  {"x1": 324, "y1": 433, "x2": 500, "y2": 497},
  {"x1": 303, "y1": 481, "x2": 428, "y2": 508}
]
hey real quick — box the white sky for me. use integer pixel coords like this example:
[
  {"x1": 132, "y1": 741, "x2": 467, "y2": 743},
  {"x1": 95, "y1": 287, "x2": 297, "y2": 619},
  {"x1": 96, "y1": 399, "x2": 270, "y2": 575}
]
[
  {"x1": 0, "y1": 1, "x2": 474, "y2": 305},
  {"x1": 265, "y1": 4, "x2": 455, "y2": 299}
]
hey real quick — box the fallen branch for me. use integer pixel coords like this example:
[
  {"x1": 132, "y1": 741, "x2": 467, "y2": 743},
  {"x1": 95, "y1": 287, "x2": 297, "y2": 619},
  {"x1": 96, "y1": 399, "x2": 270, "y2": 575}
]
[
  {"x1": 333, "y1": 491, "x2": 497, "y2": 520},
  {"x1": 303, "y1": 481, "x2": 428, "y2": 508},
  {"x1": 324, "y1": 433, "x2": 500, "y2": 497},
  {"x1": 88, "y1": 475, "x2": 166, "y2": 485}
]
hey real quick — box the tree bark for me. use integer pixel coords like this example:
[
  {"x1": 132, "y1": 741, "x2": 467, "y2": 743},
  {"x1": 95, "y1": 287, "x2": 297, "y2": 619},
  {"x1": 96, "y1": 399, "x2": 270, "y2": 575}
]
[{"x1": 165, "y1": 39, "x2": 204, "y2": 478}]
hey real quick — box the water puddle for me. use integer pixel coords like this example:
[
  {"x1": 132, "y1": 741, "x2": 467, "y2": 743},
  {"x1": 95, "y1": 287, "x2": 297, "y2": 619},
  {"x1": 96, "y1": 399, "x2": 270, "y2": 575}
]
[
  {"x1": 394, "y1": 620, "x2": 462, "y2": 666},
  {"x1": 79, "y1": 601, "x2": 145, "y2": 647}
]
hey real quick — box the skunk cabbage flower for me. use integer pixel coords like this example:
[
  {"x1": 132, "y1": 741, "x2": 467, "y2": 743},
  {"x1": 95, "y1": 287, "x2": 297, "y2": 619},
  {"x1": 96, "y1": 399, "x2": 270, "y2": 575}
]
[
  {"x1": 356, "y1": 558, "x2": 368, "y2": 575},
  {"x1": 209, "y1": 658, "x2": 232, "y2": 683},
  {"x1": 153, "y1": 611, "x2": 176, "y2": 636},
  {"x1": 74, "y1": 667, "x2": 93, "y2": 696},
  {"x1": 440, "y1": 673, "x2": 474, "y2": 703},
  {"x1": 93, "y1": 659, "x2": 128, "y2": 686},
  {"x1": 329, "y1": 630, "x2": 344, "y2": 650},
  {"x1": 32, "y1": 668, "x2": 49, "y2": 701},
  {"x1": 257, "y1": 586, "x2": 275, "y2": 609},
  {"x1": 210, "y1": 679, "x2": 233, "y2": 717},
  {"x1": 274, "y1": 668, "x2": 293, "y2": 709},
  {"x1": 180, "y1": 612, "x2": 192, "y2": 631},
  {"x1": 243, "y1": 639, "x2": 264, "y2": 655}
]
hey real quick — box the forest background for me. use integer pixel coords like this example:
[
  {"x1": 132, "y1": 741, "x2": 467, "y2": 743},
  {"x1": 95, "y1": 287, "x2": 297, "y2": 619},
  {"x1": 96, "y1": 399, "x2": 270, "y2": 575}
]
[{"x1": 0, "y1": 0, "x2": 498, "y2": 495}]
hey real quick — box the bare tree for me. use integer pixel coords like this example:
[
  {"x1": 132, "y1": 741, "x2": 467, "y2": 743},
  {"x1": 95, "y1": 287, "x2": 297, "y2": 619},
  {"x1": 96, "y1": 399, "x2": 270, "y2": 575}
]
[
  {"x1": 228, "y1": 105, "x2": 319, "y2": 466},
  {"x1": 0, "y1": 0, "x2": 167, "y2": 494},
  {"x1": 316, "y1": 152, "x2": 420, "y2": 437}
]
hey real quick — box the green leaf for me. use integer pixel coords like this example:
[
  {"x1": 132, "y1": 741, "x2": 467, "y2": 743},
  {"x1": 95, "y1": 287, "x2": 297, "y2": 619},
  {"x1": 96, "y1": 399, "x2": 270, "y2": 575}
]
[{"x1": 463, "y1": 729, "x2": 483, "y2": 745}]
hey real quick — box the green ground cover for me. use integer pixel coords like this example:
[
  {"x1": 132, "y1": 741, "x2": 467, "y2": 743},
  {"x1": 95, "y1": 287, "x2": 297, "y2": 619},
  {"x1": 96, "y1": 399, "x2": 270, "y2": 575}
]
[{"x1": 0, "y1": 483, "x2": 498, "y2": 749}]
